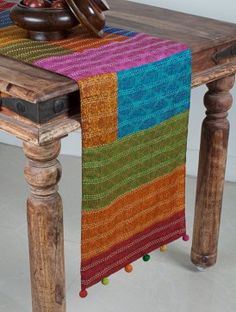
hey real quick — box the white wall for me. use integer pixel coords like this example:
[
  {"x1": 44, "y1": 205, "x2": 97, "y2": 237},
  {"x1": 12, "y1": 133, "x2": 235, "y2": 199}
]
[{"x1": 0, "y1": 0, "x2": 235, "y2": 181}]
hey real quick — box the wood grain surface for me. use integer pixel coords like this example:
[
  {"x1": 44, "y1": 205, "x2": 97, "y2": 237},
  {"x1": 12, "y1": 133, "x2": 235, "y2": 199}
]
[
  {"x1": 0, "y1": 55, "x2": 78, "y2": 103},
  {"x1": 191, "y1": 75, "x2": 235, "y2": 268},
  {"x1": 24, "y1": 140, "x2": 66, "y2": 312},
  {"x1": 108, "y1": 0, "x2": 236, "y2": 51},
  {"x1": 1, "y1": 0, "x2": 236, "y2": 103},
  {"x1": 0, "y1": 107, "x2": 81, "y2": 144}
]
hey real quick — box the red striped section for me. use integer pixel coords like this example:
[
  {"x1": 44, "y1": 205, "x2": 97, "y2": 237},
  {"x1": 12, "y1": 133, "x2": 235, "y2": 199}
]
[
  {"x1": 0, "y1": 2, "x2": 14, "y2": 11},
  {"x1": 81, "y1": 210, "x2": 186, "y2": 289}
]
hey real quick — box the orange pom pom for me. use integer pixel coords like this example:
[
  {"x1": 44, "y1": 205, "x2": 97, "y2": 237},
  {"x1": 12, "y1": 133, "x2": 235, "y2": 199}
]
[
  {"x1": 160, "y1": 245, "x2": 168, "y2": 252},
  {"x1": 125, "y1": 264, "x2": 133, "y2": 273}
]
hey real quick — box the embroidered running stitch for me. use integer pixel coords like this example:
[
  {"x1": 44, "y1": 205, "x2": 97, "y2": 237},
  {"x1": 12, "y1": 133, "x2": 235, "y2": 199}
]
[{"x1": 0, "y1": 12, "x2": 191, "y2": 292}]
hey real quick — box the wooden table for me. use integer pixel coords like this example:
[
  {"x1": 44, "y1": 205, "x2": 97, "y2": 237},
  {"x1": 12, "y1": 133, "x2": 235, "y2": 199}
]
[{"x1": 0, "y1": 1, "x2": 236, "y2": 311}]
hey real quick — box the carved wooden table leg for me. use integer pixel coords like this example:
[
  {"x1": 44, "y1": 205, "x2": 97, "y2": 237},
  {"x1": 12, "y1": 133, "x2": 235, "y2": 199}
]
[
  {"x1": 191, "y1": 75, "x2": 235, "y2": 269},
  {"x1": 23, "y1": 140, "x2": 66, "y2": 312}
]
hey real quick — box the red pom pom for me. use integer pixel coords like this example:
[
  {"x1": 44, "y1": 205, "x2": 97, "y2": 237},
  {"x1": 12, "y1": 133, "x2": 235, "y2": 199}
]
[
  {"x1": 182, "y1": 234, "x2": 190, "y2": 241},
  {"x1": 79, "y1": 289, "x2": 88, "y2": 298}
]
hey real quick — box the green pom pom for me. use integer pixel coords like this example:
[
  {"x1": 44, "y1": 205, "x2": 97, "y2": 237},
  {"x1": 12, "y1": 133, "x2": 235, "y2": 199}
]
[
  {"x1": 102, "y1": 277, "x2": 109, "y2": 285},
  {"x1": 143, "y1": 254, "x2": 150, "y2": 262}
]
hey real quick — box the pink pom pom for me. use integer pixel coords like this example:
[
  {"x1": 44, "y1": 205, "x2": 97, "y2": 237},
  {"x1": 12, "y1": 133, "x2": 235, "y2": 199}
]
[{"x1": 182, "y1": 234, "x2": 190, "y2": 241}]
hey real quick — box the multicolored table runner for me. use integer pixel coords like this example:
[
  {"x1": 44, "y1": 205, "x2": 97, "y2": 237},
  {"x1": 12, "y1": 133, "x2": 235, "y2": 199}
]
[{"x1": 0, "y1": 5, "x2": 192, "y2": 295}]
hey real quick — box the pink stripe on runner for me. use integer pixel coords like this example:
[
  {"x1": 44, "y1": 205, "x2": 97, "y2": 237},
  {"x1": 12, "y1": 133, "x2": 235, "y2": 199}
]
[{"x1": 34, "y1": 33, "x2": 188, "y2": 80}]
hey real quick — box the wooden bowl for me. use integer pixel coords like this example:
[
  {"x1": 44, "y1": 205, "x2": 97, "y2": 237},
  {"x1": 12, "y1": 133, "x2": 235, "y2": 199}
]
[
  {"x1": 65, "y1": 0, "x2": 106, "y2": 37},
  {"x1": 10, "y1": 2, "x2": 79, "y2": 41}
]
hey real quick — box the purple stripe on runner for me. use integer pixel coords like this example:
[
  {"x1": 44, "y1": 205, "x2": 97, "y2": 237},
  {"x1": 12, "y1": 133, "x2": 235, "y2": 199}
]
[{"x1": 34, "y1": 33, "x2": 188, "y2": 80}]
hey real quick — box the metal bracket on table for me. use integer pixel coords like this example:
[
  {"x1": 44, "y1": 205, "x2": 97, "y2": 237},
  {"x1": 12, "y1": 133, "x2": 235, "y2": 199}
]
[
  {"x1": 0, "y1": 91, "x2": 80, "y2": 124},
  {"x1": 212, "y1": 43, "x2": 236, "y2": 64}
]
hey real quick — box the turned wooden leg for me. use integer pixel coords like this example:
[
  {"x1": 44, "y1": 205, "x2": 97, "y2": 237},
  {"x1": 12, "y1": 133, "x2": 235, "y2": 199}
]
[
  {"x1": 191, "y1": 75, "x2": 234, "y2": 269},
  {"x1": 23, "y1": 140, "x2": 66, "y2": 312}
]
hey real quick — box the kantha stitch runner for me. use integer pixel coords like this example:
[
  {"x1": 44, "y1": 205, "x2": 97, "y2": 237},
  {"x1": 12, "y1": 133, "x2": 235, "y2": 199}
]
[{"x1": 0, "y1": 6, "x2": 191, "y2": 297}]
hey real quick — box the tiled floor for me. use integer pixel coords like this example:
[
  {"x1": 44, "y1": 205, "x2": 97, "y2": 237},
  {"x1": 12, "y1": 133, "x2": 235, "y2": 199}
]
[{"x1": 0, "y1": 143, "x2": 236, "y2": 312}]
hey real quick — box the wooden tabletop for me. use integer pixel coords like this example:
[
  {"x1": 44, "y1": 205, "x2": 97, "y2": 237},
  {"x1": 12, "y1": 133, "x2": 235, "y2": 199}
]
[
  {"x1": 1, "y1": 0, "x2": 236, "y2": 144},
  {"x1": 108, "y1": 0, "x2": 236, "y2": 53},
  {"x1": 0, "y1": 56, "x2": 78, "y2": 103},
  {"x1": 1, "y1": 0, "x2": 236, "y2": 102},
  {"x1": 107, "y1": 0, "x2": 236, "y2": 72}
]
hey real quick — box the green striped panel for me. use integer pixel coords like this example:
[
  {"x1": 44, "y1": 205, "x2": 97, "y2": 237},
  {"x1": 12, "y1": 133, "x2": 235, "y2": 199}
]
[
  {"x1": 82, "y1": 111, "x2": 189, "y2": 211},
  {"x1": 0, "y1": 40, "x2": 72, "y2": 63}
]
